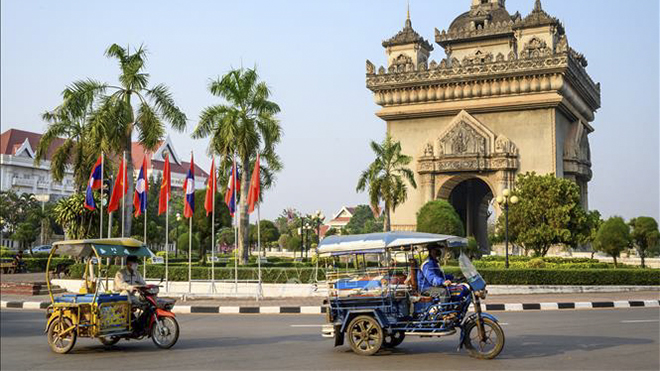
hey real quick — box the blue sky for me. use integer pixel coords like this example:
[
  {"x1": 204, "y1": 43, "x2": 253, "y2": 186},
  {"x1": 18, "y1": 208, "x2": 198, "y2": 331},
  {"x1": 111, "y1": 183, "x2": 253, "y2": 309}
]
[{"x1": 1, "y1": 0, "x2": 658, "y2": 221}]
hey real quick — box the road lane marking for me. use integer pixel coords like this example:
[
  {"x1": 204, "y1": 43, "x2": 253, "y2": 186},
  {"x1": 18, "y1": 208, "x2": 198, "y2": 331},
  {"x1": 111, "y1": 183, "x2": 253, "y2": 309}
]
[
  {"x1": 620, "y1": 319, "x2": 659, "y2": 323},
  {"x1": 290, "y1": 324, "x2": 324, "y2": 327}
]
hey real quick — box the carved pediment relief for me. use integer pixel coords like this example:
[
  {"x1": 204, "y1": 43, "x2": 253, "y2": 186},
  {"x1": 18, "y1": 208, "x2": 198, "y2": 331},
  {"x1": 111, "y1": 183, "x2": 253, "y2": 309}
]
[
  {"x1": 418, "y1": 110, "x2": 519, "y2": 174},
  {"x1": 437, "y1": 110, "x2": 495, "y2": 156}
]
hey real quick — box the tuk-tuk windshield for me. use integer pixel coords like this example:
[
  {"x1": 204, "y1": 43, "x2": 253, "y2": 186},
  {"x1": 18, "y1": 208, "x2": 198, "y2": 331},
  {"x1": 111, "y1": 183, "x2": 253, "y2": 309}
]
[{"x1": 459, "y1": 252, "x2": 486, "y2": 291}]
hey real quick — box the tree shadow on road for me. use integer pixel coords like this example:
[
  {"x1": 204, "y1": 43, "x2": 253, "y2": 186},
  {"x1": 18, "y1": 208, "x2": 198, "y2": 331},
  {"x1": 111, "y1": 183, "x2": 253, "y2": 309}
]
[{"x1": 496, "y1": 334, "x2": 654, "y2": 359}]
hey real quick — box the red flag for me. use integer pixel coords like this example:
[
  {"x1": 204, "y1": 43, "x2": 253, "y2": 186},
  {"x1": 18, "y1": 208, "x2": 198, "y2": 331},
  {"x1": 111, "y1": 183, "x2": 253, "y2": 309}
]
[
  {"x1": 183, "y1": 154, "x2": 195, "y2": 218},
  {"x1": 247, "y1": 154, "x2": 260, "y2": 214},
  {"x1": 158, "y1": 153, "x2": 171, "y2": 215},
  {"x1": 107, "y1": 157, "x2": 128, "y2": 213},
  {"x1": 204, "y1": 158, "x2": 216, "y2": 216}
]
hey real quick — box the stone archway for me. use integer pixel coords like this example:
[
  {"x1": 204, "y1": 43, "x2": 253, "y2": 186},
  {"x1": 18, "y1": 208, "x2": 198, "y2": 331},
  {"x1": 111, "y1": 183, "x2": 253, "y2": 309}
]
[{"x1": 438, "y1": 176, "x2": 494, "y2": 252}]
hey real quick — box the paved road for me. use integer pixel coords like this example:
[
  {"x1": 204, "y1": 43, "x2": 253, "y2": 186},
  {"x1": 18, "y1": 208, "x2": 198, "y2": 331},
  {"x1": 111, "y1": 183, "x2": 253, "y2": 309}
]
[{"x1": 1, "y1": 308, "x2": 658, "y2": 370}]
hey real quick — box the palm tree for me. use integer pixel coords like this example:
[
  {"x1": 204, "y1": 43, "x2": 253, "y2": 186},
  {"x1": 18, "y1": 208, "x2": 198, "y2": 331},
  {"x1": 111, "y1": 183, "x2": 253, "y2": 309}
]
[
  {"x1": 356, "y1": 134, "x2": 417, "y2": 232},
  {"x1": 45, "y1": 44, "x2": 187, "y2": 236},
  {"x1": 36, "y1": 106, "x2": 95, "y2": 191},
  {"x1": 192, "y1": 67, "x2": 282, "y2": 264}
]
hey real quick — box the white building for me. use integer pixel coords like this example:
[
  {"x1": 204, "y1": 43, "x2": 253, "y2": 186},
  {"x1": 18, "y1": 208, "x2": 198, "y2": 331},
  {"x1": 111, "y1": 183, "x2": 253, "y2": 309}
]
[{"x1": 1, "y1": 129, "x2": 208, "y2": 198}]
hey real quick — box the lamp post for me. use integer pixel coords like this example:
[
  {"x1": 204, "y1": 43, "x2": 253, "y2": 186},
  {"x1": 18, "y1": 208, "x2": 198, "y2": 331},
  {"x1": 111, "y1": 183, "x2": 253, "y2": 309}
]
[
  {"x1": 175, "y1": 213, "x2": 181, "y2": 257},
  {"x1": 304, "y1": 222, "x2": 312, "y2": 259},
  {"x1": 496, "y1": 188, "x2": 519, "y2": 269}
]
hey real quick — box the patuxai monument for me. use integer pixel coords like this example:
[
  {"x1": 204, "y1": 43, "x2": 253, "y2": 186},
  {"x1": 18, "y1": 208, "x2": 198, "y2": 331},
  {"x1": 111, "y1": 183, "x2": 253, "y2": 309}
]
[{"x1": 366, "y1": 0, "x2": 601, "y2": 250}]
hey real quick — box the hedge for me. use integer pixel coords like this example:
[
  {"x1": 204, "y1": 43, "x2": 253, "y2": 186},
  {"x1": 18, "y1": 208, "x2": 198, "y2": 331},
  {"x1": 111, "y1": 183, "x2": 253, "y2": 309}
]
[
  {"x1": 442, "y1": 267, "x2": 660, "y2": 286},
  {"x1": 66, "y1": 263, "x2": 660, "y2": 286}
]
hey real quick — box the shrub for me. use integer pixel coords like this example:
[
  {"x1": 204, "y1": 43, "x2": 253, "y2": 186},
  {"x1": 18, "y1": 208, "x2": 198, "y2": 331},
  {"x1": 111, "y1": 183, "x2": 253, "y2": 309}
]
[
  {"x1": 416, "y1": 200, "x2": 464, "y2": 237},
  {"x1": 593, "y1": 216, "x2": 631, "y2": 267},
  {"x1": 528, "y1": 258, "x2": 546, "y2": 268}
]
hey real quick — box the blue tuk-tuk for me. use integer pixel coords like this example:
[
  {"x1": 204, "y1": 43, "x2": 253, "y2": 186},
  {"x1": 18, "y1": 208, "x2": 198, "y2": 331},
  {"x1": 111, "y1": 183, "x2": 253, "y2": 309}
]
[{"x1": 319, "y1": 232, "x2": 504, "y2": 358}]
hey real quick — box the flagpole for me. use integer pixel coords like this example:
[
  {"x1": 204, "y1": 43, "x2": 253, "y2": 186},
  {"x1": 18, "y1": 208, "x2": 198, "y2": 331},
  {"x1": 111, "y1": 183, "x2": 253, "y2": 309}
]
[
  {"x1": 257, "y1": 203, "x2": 262, "y2": 300},
  {"x1": 233, "y1": 153, "x2": 238, "y2": 293},
  {"x1": 100, "y1": 152, "x2": 104, "y2": 239},
  {"x1": 210, "y1": 156, "x2": 217, "y2": 294},
  {"x1": 108, "y1": 175, "x2": 113, "y2": 238},
  {"x1": 165, "y1": 196, "x2": 169, "y2": 292},
  {"x1": 144, "y1": 185, "x2": 148, "y2": 278},
  {"x1": 188, "y1": 151, "x2": 193, "y2": 294},
  {"x1": 121, "y1": 151, "x2": 126, "y2": 239}
]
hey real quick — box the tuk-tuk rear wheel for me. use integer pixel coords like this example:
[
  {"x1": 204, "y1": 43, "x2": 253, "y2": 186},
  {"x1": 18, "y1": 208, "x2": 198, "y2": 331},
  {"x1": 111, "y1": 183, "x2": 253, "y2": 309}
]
[
  {"x1": 47, "y1": 317, "x2": 77, "y2": 354},
  {"x1": 347, "y1": 315, "x2": 383, "y2": 356}
]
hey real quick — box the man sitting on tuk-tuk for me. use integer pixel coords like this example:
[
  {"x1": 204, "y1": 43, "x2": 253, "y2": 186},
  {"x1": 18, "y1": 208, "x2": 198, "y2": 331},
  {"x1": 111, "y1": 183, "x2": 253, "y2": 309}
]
[
  {"x1": 114, "y1": 255, "x2": 146, "y2": 306},
  {"x1": 417, "y1": 244, "x2": 468, "y2": 299}
]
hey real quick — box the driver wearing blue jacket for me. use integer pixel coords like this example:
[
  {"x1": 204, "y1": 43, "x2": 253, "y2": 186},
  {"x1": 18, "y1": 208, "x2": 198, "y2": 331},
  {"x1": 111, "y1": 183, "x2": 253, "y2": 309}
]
[{"x1": 417, "y1": 244, "x2": 454, "y2": 297}]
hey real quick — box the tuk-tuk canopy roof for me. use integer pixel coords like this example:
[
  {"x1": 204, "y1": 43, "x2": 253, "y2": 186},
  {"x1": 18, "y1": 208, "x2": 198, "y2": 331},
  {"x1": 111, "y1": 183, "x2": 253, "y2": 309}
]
[
  {"x1": 318, "y1": 232, "x2": 467, "y2": 256},
  {"x1": 51, "y1": 238, "x2": 155, "y2": 258}
]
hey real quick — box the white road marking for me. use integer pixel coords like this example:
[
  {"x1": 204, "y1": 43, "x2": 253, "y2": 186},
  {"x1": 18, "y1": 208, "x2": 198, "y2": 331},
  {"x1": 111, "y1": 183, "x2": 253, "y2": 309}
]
[
  {"x1": 620, "y1": 319, "x2": 659, "y2": 323},
  {"x1": 290, "y1": 324, "x2": 324, "y2": 327}
]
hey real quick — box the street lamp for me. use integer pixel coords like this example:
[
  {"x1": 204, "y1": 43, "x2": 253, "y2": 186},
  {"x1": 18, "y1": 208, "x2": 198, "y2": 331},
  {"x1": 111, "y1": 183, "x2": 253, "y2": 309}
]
[
  {"x1": 175, "y1": 213, "x2": 181, "y2": 258},
  {"x1": 496, "y1": 188, "x2": 519, "y2": 269}
]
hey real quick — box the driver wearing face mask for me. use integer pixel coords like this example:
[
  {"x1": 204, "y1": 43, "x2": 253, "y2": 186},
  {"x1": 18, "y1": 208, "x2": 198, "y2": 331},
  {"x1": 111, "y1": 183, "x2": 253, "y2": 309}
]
[{"x1": 114, "y1": 255, "x2": 146, "y2": 305}]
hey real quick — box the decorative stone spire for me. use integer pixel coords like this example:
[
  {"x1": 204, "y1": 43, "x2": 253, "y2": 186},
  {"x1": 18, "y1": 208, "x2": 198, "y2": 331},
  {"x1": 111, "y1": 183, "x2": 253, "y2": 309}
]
[
  {"x1": 513, "y1": 0, "x2": 563, "y2": 32},
  {"x1": 382, "y1": 9, "x2": 433, "y2": 50},
  {"x1": 533, "y1": 0, "x2": 542, "y2": 12}
]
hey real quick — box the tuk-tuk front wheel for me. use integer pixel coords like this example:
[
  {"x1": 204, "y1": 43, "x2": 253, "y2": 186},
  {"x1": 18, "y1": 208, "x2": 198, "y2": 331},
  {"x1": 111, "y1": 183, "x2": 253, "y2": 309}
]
[
  {"x1": 152, "y1": 316, "x2": 179, "y2": 349},
  {"x1": 463, "y1": 317, "x2": 505, "y2": 359},
  {"x1": 347, "y1": 315, "x2": 383, "y2": 356},
  {"x1": 47, "y1": 317, "x2": 77, "y2": 354}
]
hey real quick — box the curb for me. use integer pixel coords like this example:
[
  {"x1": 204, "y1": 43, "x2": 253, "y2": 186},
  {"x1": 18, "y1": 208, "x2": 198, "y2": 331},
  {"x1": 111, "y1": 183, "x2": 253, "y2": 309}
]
[{"x1": 2, "y1": 300, "x2": 658, "y2": 314}]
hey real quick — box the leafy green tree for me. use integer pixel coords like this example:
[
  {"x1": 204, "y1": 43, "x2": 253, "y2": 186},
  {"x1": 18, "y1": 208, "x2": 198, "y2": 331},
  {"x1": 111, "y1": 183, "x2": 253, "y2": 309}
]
[
  {"x1": 249, "y1": 220, "x2": 280, "y2": 249},
  {"x1": 629, "y1": 216, "x2": 660, "y2": 268},
  {"x1": 499, "y1": 172, "x2": 591, "y2": 257},
  {"x1": 593, "y1": 216, "x2": 631, "y2": 267},
  {"x1": 416, "y1": 200, "x2": 464, "y2": 236},
  {"x1": 344, "y1": 205, "x2": 383, "y2": 234},
  {"x1": 287, "y1": 235, "x2": 302, "y2": 252},
  {"x1": 324, "y1": 228, "x2": 339, "y2": 237},
  {"x1": 177, "y1": 232, "x2": 200, "y2": 258},
  {"x1": 278, "y1": 234, "x2": 290, "y2": 251},
  {"x1": 51, "y1": 43, "x2": 187, "y2": 237},
  {"x1": 356, "y1": 134, "x2": 417, "y2": 231},
  {"x1": 217, "y1": 227, "x2": 236, "y2": 252},
  {"x1": 192, "y1": 68, "x2": 282, "y2": 265}
]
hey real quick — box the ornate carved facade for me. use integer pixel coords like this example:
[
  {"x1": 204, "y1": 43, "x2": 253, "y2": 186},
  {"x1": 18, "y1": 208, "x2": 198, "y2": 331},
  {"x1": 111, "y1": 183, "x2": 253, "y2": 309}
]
[{"x1": 366, "y1": 0, "x2": 600, "y2": 248}]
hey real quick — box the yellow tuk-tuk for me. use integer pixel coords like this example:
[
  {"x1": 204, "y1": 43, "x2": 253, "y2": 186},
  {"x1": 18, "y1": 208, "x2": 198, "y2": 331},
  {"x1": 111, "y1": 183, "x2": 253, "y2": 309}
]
[{"x1": 44, "y1": 238, "x2": 178, "y2": 354}]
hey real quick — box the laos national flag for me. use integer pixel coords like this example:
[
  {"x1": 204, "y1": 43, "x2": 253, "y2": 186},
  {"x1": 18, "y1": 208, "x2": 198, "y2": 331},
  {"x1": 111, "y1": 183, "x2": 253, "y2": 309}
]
[
  {"x1": 224, "y1": 159, "x2": 240, "y2": 216},
  {"x1": 133, "y1": 156, "x2": 148, "y2": 217},
  {"x1": 84, "y1": 155, "x2": 103, "y2": 210},
  {"x1": 183, "y1": 155, "x2": 195, "y2": 218}
]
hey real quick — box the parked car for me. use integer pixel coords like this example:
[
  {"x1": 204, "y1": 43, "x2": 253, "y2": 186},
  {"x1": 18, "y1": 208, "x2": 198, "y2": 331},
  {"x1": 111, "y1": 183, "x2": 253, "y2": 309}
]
[{"x1": 31, "y1": 245, "x2": 52, "y2": 255}]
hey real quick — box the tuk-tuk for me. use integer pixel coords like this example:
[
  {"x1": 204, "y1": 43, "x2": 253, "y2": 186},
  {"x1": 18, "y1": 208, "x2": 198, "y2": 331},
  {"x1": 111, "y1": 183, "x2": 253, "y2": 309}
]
[
  {"x1": 45, "y1": 238, "x2": 179, "y2": 354},
  {"x1": 319, "y1": 232, "x2": 505, "y2": 359}
]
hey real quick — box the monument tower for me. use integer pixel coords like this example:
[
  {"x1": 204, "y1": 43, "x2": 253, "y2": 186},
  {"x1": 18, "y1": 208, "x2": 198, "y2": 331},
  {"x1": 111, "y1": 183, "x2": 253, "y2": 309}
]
[{"x1": 365, "y1": 0, "x2": 600, "y2": 250}]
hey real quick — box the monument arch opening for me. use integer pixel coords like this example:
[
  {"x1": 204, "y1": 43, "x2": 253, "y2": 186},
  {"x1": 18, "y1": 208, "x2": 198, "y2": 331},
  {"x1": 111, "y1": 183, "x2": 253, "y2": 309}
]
[{"x1": 439, "y1": 176, "x2": 494, "y2": 252}]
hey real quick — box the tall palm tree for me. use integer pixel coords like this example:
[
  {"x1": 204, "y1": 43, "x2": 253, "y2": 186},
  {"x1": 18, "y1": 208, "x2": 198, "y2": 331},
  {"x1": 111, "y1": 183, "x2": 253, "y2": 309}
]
[
  {"x1": 192, "y1": 67, "x2": 282, "y2": 264},
  {"x1": 45, "y1": 44, "x2": 187, "y2": 236},
  {"x1": 356, "y1": 134, "x2": 417, "y2": 232},
  {"x1": 36, "y1": 105, "x2": 94, "y2": 191}
]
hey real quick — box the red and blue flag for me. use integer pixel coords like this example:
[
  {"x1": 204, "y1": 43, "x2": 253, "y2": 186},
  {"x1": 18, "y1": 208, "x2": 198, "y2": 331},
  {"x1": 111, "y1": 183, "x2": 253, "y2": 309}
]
[
  {"x1": 84, "y1": 155, "x2": 103, "y2": 210},
  {"x1": 183, "y1": 155, "x2": 195, "y2": 218},
  {"x1": 224, "y1": 159, "x2": 240, "y2": 216},
  {"x1": 133, "y1": 156, "x2": 148, "y2": 217}
]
